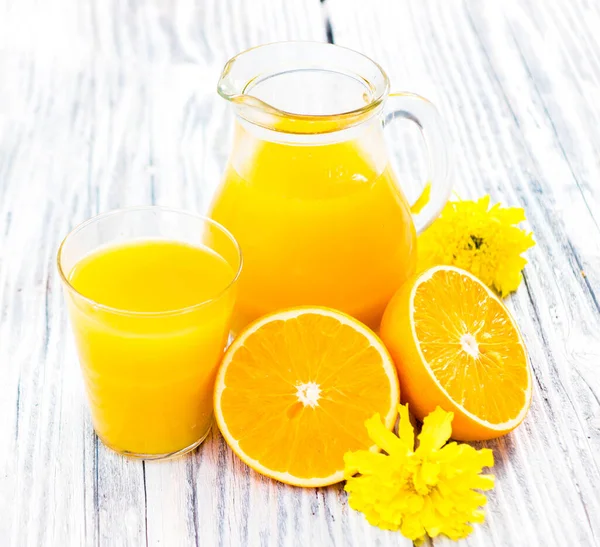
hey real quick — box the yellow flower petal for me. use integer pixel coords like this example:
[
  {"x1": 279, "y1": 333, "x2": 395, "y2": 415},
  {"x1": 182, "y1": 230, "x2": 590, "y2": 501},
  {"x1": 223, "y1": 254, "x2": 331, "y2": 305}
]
[
  {"x1": 417, "y1": 406, "x2": 453, "y2": 453},
  {"x1": 343, "y1": 450, "x2": 389, "y2": 478},
  {"x1": 344, "y1": 406, "x2": 495, "y2": 544},
  {"x1": 472, "y1": 474, "x2": 495, "y2": 491},
  {"x1": 418, "y1": 196, "x2": 535, "y2": 296},
  {"x1": 471, "y1": 509, "x2": 486, "y2": 524},
  {"x1": 412, "y1": 460, "x2": 441, "y2": 495},
  {"x1": 401, "y1": 515, "x2": 426, "y2": 542},
  {"x1": 398, "y1": 404, "x2": 415, "y2": 454},
  {"x1": 364, "y1": 412, "x2": 404, "y2": 456},
  {"x1": 411, "y1": 182, "x2": 431, "y2": 214}
]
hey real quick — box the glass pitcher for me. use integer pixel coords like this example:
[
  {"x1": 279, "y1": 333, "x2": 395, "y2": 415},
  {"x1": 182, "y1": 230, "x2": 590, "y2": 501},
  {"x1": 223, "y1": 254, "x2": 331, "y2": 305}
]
[{"x1": 209, "y1": 42, "x2": 451, "y2": 331}]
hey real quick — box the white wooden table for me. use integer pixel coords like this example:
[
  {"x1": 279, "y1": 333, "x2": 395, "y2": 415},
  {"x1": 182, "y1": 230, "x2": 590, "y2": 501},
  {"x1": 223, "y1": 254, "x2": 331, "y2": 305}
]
[{"x1": 1, "y1": 0, "x2": 600, "y2": 545}]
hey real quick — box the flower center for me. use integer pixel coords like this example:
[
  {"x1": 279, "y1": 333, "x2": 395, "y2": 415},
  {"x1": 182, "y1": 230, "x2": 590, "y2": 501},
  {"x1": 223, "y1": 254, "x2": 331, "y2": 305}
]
[
  {"x1": 296, "y1": 382, "x2": 321, "y2": 407},
  {"x1": 460, "y1": 333, "x2": 480, "y2": 358},
  {"x1": 469, "y1": 234, "x2": 485, "y2": 249}
]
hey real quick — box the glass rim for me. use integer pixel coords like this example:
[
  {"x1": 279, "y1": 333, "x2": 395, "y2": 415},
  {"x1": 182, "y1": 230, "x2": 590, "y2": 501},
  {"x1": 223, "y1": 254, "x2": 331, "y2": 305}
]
[
  {"x1": 56, "y1": 206, "x2": 243, "y2": 317},
  {"x1": 217, "y1": 41, "x2": 391, "y2": 132}
]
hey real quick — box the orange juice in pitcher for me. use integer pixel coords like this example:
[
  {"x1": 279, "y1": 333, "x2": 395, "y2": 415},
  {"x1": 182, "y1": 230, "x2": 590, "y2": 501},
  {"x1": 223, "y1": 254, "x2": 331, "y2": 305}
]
[{"x1": 210, "y1": 42, "x2": 452, "y2": 330}]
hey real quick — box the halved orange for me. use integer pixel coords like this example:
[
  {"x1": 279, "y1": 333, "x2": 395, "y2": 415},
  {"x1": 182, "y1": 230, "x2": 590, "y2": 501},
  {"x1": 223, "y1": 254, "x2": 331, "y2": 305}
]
[
  {"x1": 214, "y1": 307, "x2": 399, "y2": 487},
  {"x1": 380, "y1": 265, "x2": 532, "y2": 441}
]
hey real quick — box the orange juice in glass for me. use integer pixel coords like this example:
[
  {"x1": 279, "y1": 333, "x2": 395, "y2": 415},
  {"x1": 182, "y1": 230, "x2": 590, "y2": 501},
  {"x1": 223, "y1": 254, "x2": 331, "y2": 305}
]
[
  {"x1": 210, "y1": 42, "x2": 452, "y2": 331},
  {"x1": 57, "y1": 207, "x2": 241, "y2": 459}
]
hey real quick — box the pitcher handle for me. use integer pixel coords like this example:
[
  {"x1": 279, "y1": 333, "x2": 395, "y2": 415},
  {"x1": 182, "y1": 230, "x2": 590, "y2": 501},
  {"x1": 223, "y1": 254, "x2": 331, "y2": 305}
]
[{"x1": 383, "y1": 92, "x2": 452, "y2": 234}]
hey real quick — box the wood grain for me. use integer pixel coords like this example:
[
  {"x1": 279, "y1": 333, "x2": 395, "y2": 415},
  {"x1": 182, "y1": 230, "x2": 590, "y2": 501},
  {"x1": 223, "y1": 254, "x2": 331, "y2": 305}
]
[{"x1": 1, "y1": 0, "x2": 599, "y2": 546}]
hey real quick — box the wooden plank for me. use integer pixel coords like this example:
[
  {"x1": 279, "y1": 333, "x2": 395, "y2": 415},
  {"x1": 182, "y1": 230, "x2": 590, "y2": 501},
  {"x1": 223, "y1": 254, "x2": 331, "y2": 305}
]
[
  {"x1": 0, "y1": 55, "x2": 99, "y2": 547},
  {"x1": 326, "y1": 0, "x2": 600, "y2": 545}
]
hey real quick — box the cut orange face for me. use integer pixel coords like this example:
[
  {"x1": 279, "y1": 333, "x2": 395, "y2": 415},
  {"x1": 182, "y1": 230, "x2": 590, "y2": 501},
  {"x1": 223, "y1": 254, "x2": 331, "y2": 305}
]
[
  {"x1": 214, "y1": 307, "x2": 399, "y2": 487},
  {"x1": 380, "y1": 265, "x2": 532, "y2": 441}
]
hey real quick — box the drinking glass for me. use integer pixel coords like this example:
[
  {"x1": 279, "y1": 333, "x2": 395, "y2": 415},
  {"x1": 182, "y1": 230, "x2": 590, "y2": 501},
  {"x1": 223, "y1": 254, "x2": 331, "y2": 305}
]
[{"x1": 57, "y1": 207, "x2": 241, "y2": 459}]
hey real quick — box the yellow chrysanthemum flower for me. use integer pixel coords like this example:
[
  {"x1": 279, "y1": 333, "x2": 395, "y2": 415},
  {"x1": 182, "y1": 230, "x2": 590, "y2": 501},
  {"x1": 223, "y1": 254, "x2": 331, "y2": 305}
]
[
  {"x1": 418, "y1": 196, "x2": 535, "y2": 296},
  {"x1": 344, "y1": 405, "x2": 494, "y2": 545}
]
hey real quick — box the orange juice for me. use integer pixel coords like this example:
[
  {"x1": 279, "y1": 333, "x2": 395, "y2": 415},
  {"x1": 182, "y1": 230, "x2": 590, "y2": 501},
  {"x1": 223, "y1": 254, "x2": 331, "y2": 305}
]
[
  {"x1": 67, "y1": 239, "x2": 236, "y2": 456},
  {"x1": 210, "y1": 126, "x2": 417, "y2": 330}
]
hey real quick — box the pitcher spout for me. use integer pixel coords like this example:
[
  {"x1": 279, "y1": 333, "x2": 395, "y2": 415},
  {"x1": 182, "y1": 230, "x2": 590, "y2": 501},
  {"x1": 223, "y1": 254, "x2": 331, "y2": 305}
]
[{"x1": 216, "y1": 41, "x2": 389, "y2": 135}]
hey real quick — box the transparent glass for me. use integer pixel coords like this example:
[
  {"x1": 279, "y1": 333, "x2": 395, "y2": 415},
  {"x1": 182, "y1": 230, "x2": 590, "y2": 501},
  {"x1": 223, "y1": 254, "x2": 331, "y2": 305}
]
[
  {"x1": 210, "y1": 42, "x2": 451, "y2": 331},
  {"x1": 57, "y1": 207, "x2": 242, "y2": 460}
]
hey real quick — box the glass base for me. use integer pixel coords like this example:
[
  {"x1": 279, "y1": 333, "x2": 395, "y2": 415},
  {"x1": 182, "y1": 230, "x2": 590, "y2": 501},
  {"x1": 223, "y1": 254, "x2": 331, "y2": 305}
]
[{"x1": 97, "y1": 424, "x2": 212, "y2": 461}]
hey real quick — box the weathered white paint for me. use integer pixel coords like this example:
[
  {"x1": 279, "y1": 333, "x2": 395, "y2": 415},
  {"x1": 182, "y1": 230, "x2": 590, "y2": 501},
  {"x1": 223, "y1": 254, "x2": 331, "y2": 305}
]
[{"x1": 0, "y1": 0, "x2": 599, "y2": 546}]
